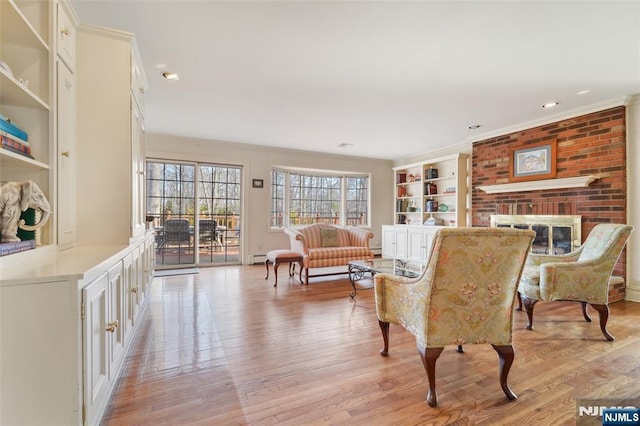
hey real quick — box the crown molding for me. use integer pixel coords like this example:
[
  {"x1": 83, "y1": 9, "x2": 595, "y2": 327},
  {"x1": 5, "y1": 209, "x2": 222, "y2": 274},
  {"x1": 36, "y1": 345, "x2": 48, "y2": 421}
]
[{"x1": 466, "y1": 97, "x2": 628, "y2": 144}]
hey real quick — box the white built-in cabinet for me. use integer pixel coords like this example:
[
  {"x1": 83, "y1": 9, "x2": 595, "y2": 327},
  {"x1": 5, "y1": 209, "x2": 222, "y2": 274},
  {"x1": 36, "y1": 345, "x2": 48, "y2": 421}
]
[
  {"x1": 0, "y1": 236, "x2": 155, "y2": 426},
  {"x1": 81, "y1": 240, "x2": 154, "y2": 426},
  {"x1": 76, "y1": 24, "x2": 148, "y2": 245},
  {"x1": 382, "y1": 225, "x2": 439, "y2": 263},
  {"x1": 0, "y1": 3, "x2": 155, "y2": 425}
]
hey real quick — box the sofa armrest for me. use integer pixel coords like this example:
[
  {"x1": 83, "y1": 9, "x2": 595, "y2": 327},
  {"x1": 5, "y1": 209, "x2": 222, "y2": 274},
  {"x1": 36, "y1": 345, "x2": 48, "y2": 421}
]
[
  {"x1": 284, "y1": 227, "x2": 308, "y2": 256},
  {"x1": 347, "y1": 227, "x2": 374, "y2": 248}
]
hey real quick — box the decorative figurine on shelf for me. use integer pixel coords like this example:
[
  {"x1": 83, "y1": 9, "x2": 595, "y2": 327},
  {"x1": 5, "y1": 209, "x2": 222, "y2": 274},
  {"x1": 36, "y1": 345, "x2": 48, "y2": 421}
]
[{"x1": 0, "y1": 181, "x2": 51, "y2": 242}]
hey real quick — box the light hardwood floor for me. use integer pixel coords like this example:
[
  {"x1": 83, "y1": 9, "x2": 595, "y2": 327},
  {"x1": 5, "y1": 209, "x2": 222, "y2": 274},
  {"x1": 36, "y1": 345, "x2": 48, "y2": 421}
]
[{"x1": 101, "y1": 265, "x2": 640, "y2": 425}]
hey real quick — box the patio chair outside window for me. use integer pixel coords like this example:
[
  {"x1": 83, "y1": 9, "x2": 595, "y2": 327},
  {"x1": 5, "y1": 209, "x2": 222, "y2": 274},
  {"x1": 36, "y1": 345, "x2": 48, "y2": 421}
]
[{"x1": 163, "y1": 219, "x2": 192, "y2": 248}]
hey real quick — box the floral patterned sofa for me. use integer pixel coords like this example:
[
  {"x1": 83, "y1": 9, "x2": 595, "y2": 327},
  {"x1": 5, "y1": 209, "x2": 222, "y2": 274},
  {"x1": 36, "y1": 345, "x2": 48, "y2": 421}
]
[{"x1": 285, "y1": 223, "x2": 374, "y2": 284}]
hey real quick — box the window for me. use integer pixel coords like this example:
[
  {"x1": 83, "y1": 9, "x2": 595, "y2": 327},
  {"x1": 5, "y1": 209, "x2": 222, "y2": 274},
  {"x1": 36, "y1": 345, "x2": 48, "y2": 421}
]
[{"x1": 270, "y1": 168, "x2": 369, "y2": 228}]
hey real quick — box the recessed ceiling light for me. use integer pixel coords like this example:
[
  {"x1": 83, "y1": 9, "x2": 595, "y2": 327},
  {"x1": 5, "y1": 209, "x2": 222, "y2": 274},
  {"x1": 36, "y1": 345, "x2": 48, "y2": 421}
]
[
  {"x1": 468, "y1": 124, "x2": 481, "y2": 130},
  {"x1": 162, "y1": 72, "x2": 179, "y2": 81},
  {"x1": 542, "y1": 102, "x2": 559, "y2": 108},
  {"x1": 576, "y1": 90, "x2": 590, "y2": 95}
]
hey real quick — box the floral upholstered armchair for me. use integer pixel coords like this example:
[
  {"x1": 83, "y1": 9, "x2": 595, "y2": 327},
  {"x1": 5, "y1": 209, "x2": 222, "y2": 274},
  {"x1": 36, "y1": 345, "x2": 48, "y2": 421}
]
[
  {"x1": 518, "y1": 223, "x2": 633, "y2": 341},
  {"x1": 374, "y1": 227, "x2": 535, "y2": 407}
]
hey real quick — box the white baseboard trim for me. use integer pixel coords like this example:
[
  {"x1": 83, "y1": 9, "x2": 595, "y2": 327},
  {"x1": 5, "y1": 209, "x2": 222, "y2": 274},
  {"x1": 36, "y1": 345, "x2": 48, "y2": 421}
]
[{"x1": 625, "y1": 286, "x2": 640, "y2": 303}]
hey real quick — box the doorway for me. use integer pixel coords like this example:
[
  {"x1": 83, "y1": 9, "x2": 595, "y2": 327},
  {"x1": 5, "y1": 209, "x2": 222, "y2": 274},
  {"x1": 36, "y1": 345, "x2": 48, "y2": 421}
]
[{"x1": 146, "y1": 160, "x2": 242, "y2": 268}]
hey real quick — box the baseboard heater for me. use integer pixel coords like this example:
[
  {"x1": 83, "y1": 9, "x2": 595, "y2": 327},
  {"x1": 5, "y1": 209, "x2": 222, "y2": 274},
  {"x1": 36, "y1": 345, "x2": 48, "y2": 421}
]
[{"x1": 249, "y1": 254, "x2": 267, "y2": 264}]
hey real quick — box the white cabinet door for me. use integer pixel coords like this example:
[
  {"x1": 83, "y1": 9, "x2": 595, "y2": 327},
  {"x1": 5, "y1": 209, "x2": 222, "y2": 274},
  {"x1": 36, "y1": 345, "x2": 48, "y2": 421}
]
[
  {"x1": 394, "y1": 227, "x2": 408, "y2": 259},
  {"x1": 407, "y1": 226, "x2": 426, "y2": 262},
  {"x1": 130, "y1": 246, "x2": 142, "y2": 325},
  {"x1": 131, "y1": 101, "x2": 146, "y2": 239},
  {"x1": 122, "y1": 252, "x2": 134, "y2": 345},
  {"x1": 107, "y1": 261, "x2": 125, "y2": 378},
  {"x1": 381, "y1": 226, "x2": 409, "y2": 259},
  {"x1": 83, "y1": 272, "x2": 110, "y2": 426},
  {"x1": 143, "y1": 236, "x2": 154, "y2": 296},
  {"x1": 381, "y1": 225, "x2": 395, "y2": 258},
  {"x1": 57, "y1": 60, "x2": 76, "y2": 248},
  {"x1": 422, "y1": 227, "x2": 438, "y2": 262},
  {"x1": 56, "y1": 0, "x2": 76, "y2": 72}
]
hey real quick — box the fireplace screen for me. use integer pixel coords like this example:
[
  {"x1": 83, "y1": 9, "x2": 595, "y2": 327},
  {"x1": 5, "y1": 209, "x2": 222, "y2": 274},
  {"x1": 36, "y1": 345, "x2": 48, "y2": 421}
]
[{"x1": 490, "y1": 215, "x2": 582, "y2": 255}]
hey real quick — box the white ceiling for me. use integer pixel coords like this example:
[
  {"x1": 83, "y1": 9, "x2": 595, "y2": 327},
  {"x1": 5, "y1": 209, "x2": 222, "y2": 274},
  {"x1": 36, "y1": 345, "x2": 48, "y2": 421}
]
[{"x1": 71, "y1": 1, "x2": 640, "y2": 160}]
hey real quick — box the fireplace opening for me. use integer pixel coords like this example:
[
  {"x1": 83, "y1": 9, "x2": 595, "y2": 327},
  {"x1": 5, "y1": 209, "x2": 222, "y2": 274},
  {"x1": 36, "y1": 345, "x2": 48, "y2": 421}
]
[{"x1": 490, "y1": 215, "x2": 582, "y2": 255}]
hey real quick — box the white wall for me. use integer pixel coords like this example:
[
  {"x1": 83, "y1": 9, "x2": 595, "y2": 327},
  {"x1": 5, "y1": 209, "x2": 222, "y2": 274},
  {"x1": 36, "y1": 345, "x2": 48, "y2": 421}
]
[{"x1": 146, "y1": 133, "x2": 393, "y2": 264}]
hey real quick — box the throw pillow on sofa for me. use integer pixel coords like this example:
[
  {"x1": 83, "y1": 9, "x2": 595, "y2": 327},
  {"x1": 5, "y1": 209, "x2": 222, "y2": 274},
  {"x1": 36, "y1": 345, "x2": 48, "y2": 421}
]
[{"x1": 320, "y1": 228, "x2": 339, "y2": 247}]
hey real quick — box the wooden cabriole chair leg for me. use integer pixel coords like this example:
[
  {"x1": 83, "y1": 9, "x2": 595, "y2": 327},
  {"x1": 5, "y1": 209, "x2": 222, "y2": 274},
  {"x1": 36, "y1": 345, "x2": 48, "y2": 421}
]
[
  {"x1": 417, "y1": 344, "x2": 444, "y2": 407},
  {"x1": 589, "y1": 303, "x2": 614, "y2": 341},
  {"x1": 581, "y1": 301, "x2": 591, "y2": 322},
  {"x1": 520, "y1": 294, "x2": 538, "y2": 330},
  {"x1": 378, "y1": 320, "x2": 390, "y2": 356},
  {"x1": 516, "y1": 292, "x2": 523, "y2": 311},
  {"x1": 492, "y1": 345, "x2": 518, "y2": 401}
]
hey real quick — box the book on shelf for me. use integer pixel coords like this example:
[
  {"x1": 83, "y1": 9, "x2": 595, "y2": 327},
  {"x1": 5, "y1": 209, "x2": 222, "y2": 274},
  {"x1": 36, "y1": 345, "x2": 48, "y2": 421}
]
[
  {"x1": 0, "y1": 117, "x2": 28, "y2": 142},
  {"x1": 0, "y1": 239, "x2": 36, "y2": 256},
  {"x1": 1, "y1": 135, "x2": 33, "y2": 159},
  {"x1": 0, "y1": 129, "x2": 29, "y2": 146}
]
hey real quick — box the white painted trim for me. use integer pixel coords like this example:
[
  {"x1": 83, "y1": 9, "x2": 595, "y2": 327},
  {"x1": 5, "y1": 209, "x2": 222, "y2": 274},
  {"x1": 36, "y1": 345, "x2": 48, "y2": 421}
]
[
  {"x1": 476, "y1": 175, "x2": 600, "y2": 194},
  {"x1": 625, "y1": 286, "x2": 640, "y2": 303},
  {"x1": 466, "y1": 97, "x2": 628, "y2": 144}
]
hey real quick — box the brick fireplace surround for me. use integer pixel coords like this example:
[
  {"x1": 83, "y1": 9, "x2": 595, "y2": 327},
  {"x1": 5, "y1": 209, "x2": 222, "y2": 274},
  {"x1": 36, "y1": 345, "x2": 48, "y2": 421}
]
[{"x1": 472, "y1": 106, "x2": 627, "y2": 301}]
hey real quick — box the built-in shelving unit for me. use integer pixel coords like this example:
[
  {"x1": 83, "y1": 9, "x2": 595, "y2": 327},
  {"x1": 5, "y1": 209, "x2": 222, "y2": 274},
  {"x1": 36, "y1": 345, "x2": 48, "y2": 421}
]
[
  {"x1": 0, "y1": 0, "x2": 52, "y2": 248},
  {"x1": 393, "y1": 153, "x2": 469, "y2": 227}
]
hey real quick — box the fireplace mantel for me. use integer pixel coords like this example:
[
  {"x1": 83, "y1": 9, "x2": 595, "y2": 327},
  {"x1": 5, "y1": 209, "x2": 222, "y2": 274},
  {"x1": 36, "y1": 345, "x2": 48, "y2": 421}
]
[{"x1": 476, "y1": 175, "x2": 599, "y2": 194}]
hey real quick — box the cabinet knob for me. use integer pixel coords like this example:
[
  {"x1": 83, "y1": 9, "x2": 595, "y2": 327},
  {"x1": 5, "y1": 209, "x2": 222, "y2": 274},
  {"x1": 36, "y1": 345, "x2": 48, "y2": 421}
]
[
  {"x1": 61, "y1": 151, "x2": 70, "y2": 157},
  {"x1": 61, "y1": 28, "x2": 69, "y2": 36},
  {"x1": 105, "y1": 320, "x2": 118, "y2": 333}
]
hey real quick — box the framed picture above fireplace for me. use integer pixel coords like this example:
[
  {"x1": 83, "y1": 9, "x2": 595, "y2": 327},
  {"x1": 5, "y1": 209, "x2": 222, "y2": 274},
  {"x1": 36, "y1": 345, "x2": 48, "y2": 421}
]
[{"x1": 509, "y1": 141, "x2": 556, "y2": 182}]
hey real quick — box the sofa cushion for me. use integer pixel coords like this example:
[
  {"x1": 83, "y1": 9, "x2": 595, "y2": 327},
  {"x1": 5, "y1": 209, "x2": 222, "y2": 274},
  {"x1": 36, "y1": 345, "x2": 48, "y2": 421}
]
[{"x1": 307, "y1": 246, "x2": 372, "y2": 261}]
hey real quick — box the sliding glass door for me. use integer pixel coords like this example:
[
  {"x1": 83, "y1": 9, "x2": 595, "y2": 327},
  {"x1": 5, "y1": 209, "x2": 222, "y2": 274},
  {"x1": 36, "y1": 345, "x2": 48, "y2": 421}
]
[
  {"x1": 197, "y1": 164, "x2": 241, "y2": 265},
  {"x1": 146, "y1": 160, "x2": 242, "y2": 268}
]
